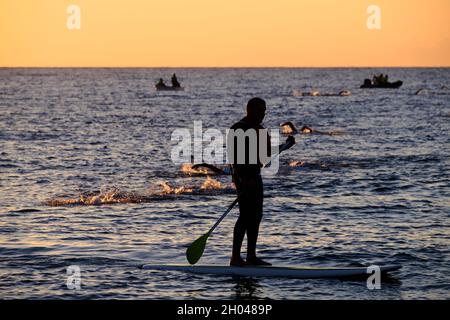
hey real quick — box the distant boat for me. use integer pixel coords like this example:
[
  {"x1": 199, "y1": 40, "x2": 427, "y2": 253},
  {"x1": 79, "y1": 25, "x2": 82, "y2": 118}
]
[
  {"x1": 155, "y1": 74, "x2": 184, "y2": 91},
  {"x1": 360, "y1": 78, "x2": 403, "y2": 89}
]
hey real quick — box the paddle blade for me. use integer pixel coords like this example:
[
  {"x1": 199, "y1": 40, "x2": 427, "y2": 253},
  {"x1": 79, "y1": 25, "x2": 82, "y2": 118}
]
[{"x1": 186, "y1": 233, "x2": 209, "y2": 265}]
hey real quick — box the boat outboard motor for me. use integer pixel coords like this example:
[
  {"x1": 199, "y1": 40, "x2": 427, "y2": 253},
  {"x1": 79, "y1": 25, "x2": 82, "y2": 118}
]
[{"x1": 361, "y1": 79, "x2": 372, "y2": 88}]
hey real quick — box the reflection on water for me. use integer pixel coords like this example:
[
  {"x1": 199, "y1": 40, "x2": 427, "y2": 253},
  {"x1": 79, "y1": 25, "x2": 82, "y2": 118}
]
[
  {"x1": 232, "y1": 277, "x2": 262, "y2": 300},
  {"x1": 0, "y1": 68, "x2": 449, "y2": 299},
  {"x1": 45, "y1": 177, "x2": 235, "y2": 206}
]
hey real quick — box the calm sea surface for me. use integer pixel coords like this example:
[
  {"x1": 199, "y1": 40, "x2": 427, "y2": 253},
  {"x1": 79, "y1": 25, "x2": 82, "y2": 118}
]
[{"x1": 0, "y1": 68, "x2": 449, "y2": 299}]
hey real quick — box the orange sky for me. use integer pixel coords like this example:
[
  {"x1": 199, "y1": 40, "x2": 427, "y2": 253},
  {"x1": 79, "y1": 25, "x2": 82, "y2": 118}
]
[{"x1": 1, "y1": 0, "x2": 449, "y2": 67}]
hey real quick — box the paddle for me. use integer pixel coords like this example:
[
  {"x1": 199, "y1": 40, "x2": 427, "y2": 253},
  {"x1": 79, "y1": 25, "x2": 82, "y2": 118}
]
[
  {"x1": 186, "y1": 196, "x2": 240, "y2": 265},
  {"x1": 185, "y1": 136, "x2": 295, "y2": 265}
]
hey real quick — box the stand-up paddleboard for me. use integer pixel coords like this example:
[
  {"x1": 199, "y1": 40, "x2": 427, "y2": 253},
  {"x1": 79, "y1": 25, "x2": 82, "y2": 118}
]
[{"x1": 140, "y1": 264, "x2": 401, "y2": 279}]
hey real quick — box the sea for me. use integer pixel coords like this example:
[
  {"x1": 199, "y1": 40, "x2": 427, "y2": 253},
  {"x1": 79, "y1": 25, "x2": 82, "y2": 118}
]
[{"x1": 0, "y1": 68, "x2": 449, "y2": 299}]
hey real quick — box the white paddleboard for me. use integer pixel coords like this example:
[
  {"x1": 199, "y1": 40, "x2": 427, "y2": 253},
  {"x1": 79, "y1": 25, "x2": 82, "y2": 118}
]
[{"x1": 140, "y1": 264, "x2": 401, "y2": 279}]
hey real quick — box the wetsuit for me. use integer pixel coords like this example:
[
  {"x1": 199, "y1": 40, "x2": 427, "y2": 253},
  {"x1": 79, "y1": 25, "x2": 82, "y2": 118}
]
[{"x1": 229, "y1": 116, "x2": 270, "y2": 258}]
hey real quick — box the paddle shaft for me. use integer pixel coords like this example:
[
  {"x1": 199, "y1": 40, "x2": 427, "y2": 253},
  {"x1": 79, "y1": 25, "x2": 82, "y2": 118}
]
[
  {"x1": 207, "y1": 196, "x2": 240, "y2": 235},
  {"x1": 262, "y1": 139, "x2": 293, "y2": 169}
]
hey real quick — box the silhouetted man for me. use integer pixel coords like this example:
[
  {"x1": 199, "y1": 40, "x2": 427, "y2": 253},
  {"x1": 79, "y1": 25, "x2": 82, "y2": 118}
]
[{"x1": 228, "y1": 97, "x2": 295, "y2": 266}]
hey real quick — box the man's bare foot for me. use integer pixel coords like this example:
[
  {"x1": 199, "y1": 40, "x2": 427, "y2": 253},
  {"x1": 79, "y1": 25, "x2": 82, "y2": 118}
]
[
  {"x1": 230, "y1": 256, "x2": 248, "y2": 267},
  {"x1": 246, "y1": 257, "x2": 272, "y2": 266}
]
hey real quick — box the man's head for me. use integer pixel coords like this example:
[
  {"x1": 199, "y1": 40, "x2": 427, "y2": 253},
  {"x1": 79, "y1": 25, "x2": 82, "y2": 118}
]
[{"x1": 246, "y1": 97, "x2": 266, "y2": 124}]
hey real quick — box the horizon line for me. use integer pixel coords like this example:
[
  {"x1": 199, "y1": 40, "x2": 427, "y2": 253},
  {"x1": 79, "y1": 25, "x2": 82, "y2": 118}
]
[{"x1": 1, "y1": 65, "x2": 450, "y2": 69}]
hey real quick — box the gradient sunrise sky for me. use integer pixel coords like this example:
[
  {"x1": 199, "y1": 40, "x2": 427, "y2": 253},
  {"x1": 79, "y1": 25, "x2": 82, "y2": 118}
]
[{"x1": 1, "y1": 0, "x2": 449, "y2": 67}]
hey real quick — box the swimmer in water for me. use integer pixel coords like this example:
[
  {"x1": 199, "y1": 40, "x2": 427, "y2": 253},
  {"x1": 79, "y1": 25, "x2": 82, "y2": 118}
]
[
  {"x1": 280, "y1": 121, "x2": 314, "y2": 134},
  {"x1": 300, "y1": 125, "x2": 314, "y2": 133},
  {"x1": 191, "y1": 163, "x2": 232, "y2": 175},
  {"x1": 295, "y1": 90, "x2": 351, "y2": 97},
  {"x1": 280, "y1": 121, "x2": 342, "y2": 136}
]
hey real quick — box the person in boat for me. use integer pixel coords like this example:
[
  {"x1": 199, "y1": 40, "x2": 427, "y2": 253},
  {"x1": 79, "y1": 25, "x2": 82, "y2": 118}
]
[
  {"x1": 171, "y1": 73, "x2": 181, "y2": 88},
  {"x1": 228, "y1": 98, "x2": 295, "y2": 266},
  {"x1": 373, "y1": 74, "x2": 383, "y2": 86},
  {"x1": 156, "y1": 78, "x2": 167, "y2": 88},
  {"x1": 375, "y1": 73, "x2": 389, "y2": 85},
  {"x1": 372, "y1": 74, "x2": 378, "y2": 86}
]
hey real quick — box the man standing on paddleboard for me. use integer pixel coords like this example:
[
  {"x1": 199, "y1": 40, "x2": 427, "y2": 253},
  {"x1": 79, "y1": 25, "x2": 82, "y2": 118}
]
[{"x1": 228, "y1": 97, "x2": 295, "y2": 266}]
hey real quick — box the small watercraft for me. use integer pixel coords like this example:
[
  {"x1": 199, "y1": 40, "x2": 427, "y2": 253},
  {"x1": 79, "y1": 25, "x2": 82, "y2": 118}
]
[
  {"x1": 140, "y1": 264, "x2": 401, "y2": 279},
  {"x1": 155, "y1": 73, "x2": 184, "y2": 91},
  {"x1": 360, "y1": 79, "x2": 403, "y2": 89}
]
